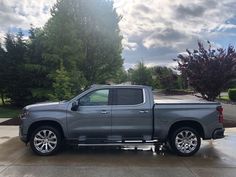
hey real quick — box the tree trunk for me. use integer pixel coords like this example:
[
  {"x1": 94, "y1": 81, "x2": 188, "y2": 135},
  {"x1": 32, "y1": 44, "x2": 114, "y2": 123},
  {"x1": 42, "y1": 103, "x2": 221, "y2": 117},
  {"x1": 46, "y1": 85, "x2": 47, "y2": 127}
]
[{"x1": 0, "y1": 92, "x2": 5, "y2": 105}]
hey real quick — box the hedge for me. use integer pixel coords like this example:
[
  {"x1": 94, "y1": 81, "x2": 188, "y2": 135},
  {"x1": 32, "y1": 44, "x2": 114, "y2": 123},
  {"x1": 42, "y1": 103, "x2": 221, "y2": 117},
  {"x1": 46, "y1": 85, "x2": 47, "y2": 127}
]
[{"x1": 228, "y1": 88, "x2": 236, "y2": 101}]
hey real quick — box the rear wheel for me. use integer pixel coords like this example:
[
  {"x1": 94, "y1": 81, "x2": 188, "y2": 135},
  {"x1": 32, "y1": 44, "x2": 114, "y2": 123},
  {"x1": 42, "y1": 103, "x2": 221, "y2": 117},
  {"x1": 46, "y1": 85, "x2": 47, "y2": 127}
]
[
  {"x1": 30, "y1": 126, "x2": 62, "y2": 156},
  {"x1": 170, "y1": 127, "x2": 201, "y2": 156}
]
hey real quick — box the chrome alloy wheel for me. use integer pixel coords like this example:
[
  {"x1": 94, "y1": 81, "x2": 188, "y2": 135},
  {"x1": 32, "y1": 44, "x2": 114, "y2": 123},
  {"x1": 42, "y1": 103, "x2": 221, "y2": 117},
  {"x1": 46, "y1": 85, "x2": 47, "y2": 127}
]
[
  {"x1": 175, "y1": 130, "x2": 198, "y2": 154},
  {"x1": 33, "y1": 130, "x2": 58, "y2": 154}
]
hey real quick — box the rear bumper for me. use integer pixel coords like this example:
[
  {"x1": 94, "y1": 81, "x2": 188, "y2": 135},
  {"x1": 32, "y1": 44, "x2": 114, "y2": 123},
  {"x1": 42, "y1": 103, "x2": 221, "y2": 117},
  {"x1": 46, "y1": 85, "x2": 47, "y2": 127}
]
[{"x1": 212, "y1": 128, "x2": 225, "y2": 139}]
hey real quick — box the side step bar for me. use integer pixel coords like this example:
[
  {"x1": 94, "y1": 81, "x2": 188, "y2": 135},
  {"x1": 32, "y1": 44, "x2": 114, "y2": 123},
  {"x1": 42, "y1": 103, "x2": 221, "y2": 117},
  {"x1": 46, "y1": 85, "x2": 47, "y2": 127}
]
[
  {"x1": 77, "y1": 140, "x2": 161, "y2": 147},
  {"x1": 78, "y1": 143, "x2": 153, "y2": 146}
]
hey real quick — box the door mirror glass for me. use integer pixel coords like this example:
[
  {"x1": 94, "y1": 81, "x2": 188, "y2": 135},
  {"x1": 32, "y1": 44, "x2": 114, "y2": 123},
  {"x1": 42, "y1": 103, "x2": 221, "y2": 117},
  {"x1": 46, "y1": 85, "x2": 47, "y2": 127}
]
[{"x1": 71, "y1": 101, "x2": 79, "y2": 111}]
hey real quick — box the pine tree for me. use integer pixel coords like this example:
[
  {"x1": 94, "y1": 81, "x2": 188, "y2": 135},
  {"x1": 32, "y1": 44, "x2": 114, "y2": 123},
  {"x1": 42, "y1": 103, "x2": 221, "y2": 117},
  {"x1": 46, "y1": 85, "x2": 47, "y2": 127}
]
[
  {"x1": 49, "y1": 62, "x2": 73, "y2": 101},
  {"x1": 0, "y1": 43, "x2": 6, "y2": 105},
  {"x1": 4, "y1": 31, "x2": 30, "y2": 106},
  {"x1": 44, "y1": 0, "x2": 123, "y2": 88}
]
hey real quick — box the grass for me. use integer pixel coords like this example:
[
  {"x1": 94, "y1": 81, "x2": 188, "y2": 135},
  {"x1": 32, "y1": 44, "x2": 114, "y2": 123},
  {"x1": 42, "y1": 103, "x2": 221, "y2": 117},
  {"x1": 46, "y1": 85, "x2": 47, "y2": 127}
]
[
  {"x1": 160, "y1": 89, "x2": 195, "y2": 95},
  {"x1": 0, "y1": 106, "x2": 21, "y2": 118},
  {"x1": 0, "y1": 99, "x2": 21, "y2": 118},
  {"x1": 218, "y1": 95, "x2": 230, "y2": 101}
]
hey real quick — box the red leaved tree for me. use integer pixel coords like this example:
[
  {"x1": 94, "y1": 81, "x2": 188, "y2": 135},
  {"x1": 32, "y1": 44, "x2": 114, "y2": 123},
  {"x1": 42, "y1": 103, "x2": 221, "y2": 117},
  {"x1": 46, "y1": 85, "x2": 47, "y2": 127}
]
[{"x1": 175, "y1": 42, "x2": 236, "y2": 101}]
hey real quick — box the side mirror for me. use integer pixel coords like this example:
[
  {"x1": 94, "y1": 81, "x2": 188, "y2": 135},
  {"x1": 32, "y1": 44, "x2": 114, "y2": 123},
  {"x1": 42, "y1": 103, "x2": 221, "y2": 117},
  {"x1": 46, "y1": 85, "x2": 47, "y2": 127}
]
[{"x1": 71, "y1": 101, "x2": 79, "y2": 111}]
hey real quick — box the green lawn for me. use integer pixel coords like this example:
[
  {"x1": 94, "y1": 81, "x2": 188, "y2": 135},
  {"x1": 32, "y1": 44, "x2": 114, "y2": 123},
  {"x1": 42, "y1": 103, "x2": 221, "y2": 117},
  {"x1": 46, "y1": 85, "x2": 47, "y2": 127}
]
[
  {"x1": 0, "y1": 106, "x2": 21, "y2": 118},
  {"x1": 0, "y1": 99, "x2": 22, "y2": 118},
  {"x1": 218, "y1": 95, "x2": 230, "y2": 101}
]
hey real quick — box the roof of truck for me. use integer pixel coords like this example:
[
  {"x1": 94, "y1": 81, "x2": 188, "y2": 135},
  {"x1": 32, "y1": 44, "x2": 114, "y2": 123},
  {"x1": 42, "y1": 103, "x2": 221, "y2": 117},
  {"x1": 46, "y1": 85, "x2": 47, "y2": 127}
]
[{"x1": 90, "y1": 84, "x2": 152, "y2": 89}]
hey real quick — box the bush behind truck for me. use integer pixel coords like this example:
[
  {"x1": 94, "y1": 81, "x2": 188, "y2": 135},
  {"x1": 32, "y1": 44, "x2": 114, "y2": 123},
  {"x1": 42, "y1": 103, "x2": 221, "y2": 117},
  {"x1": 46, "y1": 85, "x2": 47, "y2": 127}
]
[{"x1": 228, "y1": 88, "x2": 236, "y2": 101}]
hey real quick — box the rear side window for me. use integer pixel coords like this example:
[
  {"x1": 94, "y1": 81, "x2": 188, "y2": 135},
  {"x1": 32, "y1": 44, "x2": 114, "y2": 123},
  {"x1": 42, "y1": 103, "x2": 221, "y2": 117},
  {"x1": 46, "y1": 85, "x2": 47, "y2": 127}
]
[{"x1": 114, "y1": 88, "x2": 144, "y2": 105}]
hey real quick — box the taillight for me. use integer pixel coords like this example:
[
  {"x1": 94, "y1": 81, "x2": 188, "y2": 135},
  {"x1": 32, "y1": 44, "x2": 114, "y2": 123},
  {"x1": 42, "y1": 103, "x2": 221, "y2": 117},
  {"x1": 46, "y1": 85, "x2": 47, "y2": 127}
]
[{"x1": 217, "y1": 106, "x2": 224, "y2": 123}]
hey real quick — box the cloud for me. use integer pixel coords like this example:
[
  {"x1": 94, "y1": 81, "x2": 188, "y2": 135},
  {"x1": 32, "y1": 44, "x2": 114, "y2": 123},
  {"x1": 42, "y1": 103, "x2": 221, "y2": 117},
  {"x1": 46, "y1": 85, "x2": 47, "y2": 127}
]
[
  {"x1": 143, "y1": 28, "x2": 187, "y2": 48},
  {"x1": 0, "y1": 0, "x2": 55, "y2": 32},
  {"x1": 114, "y1": 0, "x2": 236, "y2": 68},
  {"x1": 175, "y1": 4, "x2": 206, "y2": 19},
  {"x1": 0, "y1": 31, "x2": 5, "y2": 44},
  {"x1": 0, "y1": 0, "x2": 236, "y2": 69}
]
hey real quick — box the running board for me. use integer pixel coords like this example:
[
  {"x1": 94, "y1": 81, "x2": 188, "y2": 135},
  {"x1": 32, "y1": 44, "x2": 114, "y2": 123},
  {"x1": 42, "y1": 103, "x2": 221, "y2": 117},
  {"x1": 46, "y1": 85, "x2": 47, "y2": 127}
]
[{"x1": 77, "y1": 140, "x2": 160, "y2": 147}]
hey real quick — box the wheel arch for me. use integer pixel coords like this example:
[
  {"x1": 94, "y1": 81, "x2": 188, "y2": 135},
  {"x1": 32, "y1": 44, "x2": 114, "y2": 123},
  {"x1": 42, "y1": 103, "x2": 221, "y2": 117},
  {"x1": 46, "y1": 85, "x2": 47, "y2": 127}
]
[
  {"x1": 168, "y1": 120, "x2": 205, "y2": 139},
  {"x1": 27, "y1": 120, "x2": 65, "y2": 142}
]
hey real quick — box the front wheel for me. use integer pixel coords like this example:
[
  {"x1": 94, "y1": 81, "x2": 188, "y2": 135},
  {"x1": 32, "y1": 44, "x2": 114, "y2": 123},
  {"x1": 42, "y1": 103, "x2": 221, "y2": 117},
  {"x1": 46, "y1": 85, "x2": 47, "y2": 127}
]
[
  {"x1": 170, "y1": 127, "x2": 201, "y2": 156},
  {"x1": 30, "y1": 126, "x2": 62, "y2": 156}
]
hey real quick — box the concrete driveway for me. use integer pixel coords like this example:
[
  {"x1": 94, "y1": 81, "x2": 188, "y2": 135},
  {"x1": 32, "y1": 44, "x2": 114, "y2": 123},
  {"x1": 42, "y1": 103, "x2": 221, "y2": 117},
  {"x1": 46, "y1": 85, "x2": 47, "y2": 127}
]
[
  {"x1": 0, "y1": 128, "x2": 236, "y2": 177},
  {"x1": 0, "y1": 93, "x2": 235, "y2": 177}
]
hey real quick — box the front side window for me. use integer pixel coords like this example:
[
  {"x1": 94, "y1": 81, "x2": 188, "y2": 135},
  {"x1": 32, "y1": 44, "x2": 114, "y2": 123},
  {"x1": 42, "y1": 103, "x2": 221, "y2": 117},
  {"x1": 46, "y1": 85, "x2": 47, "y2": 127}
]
[
  {"x1": 79, "y1": 89, "x2": 109, "y2": 106},
  {"x1": 114, "y1": 88, "x2": 143, "y2": 105}
]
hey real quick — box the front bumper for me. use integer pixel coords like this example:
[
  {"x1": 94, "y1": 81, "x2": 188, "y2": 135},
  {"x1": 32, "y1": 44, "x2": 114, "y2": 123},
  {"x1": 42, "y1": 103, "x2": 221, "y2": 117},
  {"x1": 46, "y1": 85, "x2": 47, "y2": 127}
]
[
  {"x1": 19, "y1": 125, "x2": 27, "y2": 143},
  {"x1": 212, "y1": 128, "x2": 225, "y2": 139},
  {"x1": 19, "y1": 115, "x2": 30, "y2": 143}
]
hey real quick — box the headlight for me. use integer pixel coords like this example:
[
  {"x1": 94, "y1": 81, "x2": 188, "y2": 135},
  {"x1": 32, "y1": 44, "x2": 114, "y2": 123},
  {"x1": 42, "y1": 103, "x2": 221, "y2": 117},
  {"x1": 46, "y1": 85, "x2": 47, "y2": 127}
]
[{"x1": 20, "y1": 109, "x2": 29, "y2": 119}]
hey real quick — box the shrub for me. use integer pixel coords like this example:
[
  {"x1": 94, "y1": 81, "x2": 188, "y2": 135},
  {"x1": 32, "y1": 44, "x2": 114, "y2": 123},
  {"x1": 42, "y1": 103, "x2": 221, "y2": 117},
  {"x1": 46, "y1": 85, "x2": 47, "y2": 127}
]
[
  {"x1": 175, "y1": 42, "x2": 236, "y2": 101},
  {"x1": 228, "y1": 88, "x2": 236, "y2": 101}
]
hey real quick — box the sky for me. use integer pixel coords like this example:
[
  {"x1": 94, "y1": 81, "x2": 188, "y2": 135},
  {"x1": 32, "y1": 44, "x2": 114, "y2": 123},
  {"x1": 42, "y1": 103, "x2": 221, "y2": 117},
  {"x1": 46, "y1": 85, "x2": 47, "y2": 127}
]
[{"x1": 1, "y1": 0, "x2": 236, "y2": 69}]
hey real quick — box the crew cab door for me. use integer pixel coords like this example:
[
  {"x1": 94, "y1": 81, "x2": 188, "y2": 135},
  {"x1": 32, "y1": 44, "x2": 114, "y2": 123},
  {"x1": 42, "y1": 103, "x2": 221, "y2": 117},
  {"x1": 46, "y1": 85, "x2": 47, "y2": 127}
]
[
  {"x1": 111, "y1": 88, "x2": 152, "y2": 141},
  {"x1": 67, "y1": 89, "x2": 112, "y2": 141}
]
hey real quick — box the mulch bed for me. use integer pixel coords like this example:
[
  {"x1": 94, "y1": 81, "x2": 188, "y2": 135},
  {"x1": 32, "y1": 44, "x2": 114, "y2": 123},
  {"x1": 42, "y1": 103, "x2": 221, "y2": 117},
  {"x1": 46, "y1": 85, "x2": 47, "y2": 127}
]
[
  {"x1": 0, "y1": 117, "x2": 21, "y2": 126},
  {"x1": 0, "y1": 117, "x2": 236, "y2": 128},
  {"x1": 163, "y1": 90, "x2": 195, "y2": 95},
  {"x1": 215, "y1": 99, "x2": 236, "y2": 105},
  {"x1": 223, "y1": 119, "x2": 236, "y2": 128}
]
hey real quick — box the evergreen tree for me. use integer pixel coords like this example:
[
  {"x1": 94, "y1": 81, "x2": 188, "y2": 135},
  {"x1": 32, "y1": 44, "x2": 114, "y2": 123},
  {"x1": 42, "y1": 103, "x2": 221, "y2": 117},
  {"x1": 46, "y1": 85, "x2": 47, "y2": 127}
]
[
  {"x1": 130, "y1": 62, "x2": 153, "y2": 86},
  {"x1": 111, "y1": 67, "x2": 128, "y2": 84},
  {"x1": 152, "y1": 66, "x2": 180, "y2": 91},
  {"x1": 49, "y1": 62, "x2": 73, "y2": 101},
  {"x1": 0, "y1": 43, "x2": 7, "y2": 105},
  {"x1": 0, "y1": 0, "x2": 123, "y2": 105},
  {"x1": 24, "y1": 27, "x2": 52, "y2": 102},
  {"x1": 4, "y1": 31, "x2": 30, "y2": 106},
  {"x1": 43, "y1": 0, "x2": 123, "y2": 89}
]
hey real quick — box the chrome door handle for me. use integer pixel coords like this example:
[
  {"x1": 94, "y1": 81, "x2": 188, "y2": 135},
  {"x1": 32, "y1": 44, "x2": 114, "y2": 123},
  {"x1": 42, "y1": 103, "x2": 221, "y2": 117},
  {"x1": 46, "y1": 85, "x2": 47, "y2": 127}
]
[
  {"x1": 139, "y1": 110, "x2": 149, "y2": 113},
  {"x1": 101, "y1": 111, "x2": 108, "y2": 114}
]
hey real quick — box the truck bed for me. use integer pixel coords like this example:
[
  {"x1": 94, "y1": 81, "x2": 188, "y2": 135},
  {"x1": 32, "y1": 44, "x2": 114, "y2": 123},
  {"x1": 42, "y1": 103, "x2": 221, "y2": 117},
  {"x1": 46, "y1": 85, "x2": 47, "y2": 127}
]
[
  {"x1": 154, "y1": 99, "x2": 219, "y2": 105},
  {"x1": 153, "y1": 99, "x2": 222, "y2": 141}
]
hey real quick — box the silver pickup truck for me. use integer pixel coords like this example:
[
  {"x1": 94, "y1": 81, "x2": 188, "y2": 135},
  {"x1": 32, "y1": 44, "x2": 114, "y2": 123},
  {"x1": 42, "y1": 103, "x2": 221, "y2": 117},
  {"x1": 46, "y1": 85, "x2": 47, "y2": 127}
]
[{"x1": 19, "y1": 85, "x2": 224, "y2": 156}]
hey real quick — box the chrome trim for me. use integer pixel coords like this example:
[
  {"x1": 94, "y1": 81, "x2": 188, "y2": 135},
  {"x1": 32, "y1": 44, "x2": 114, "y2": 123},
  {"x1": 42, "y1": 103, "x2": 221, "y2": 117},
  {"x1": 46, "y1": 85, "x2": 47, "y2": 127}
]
[
  {"x1": 78, "y1": 142, "x2": 157, "y2": 147},
  {"x1": 77, "y1": 88, "x2": 146, "y2": 107}
]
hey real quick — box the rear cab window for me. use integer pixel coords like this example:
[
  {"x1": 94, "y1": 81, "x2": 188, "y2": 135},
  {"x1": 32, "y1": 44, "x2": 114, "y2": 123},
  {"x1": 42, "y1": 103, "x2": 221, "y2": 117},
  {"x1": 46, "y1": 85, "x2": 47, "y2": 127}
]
[{"x1": 113, "y1": 88, "x2": 144, "y2": 105}]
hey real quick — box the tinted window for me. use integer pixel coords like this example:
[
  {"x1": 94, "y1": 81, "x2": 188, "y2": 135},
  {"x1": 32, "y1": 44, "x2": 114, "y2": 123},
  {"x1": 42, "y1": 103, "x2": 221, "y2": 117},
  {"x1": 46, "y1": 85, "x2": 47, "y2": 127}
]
[
  {"x1": 80, "y1": 89, "x2": 109, "y2": 106},
  {"x1": 114, "y1": 88, "x2": 143, "y2": 105}
]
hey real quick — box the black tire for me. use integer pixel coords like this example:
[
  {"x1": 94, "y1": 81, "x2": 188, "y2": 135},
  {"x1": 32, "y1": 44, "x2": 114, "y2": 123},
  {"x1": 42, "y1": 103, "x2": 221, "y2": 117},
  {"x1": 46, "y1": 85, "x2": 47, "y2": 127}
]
[
  {"x1": 30, "y1": 126, "x2": 62, "y2": 156},
  {"x1": 169, "y1": 127, "x2": 201, "y2": 156},
  {"x1": 166, "y1": 141, "x2": 173, "y2": 153}
]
